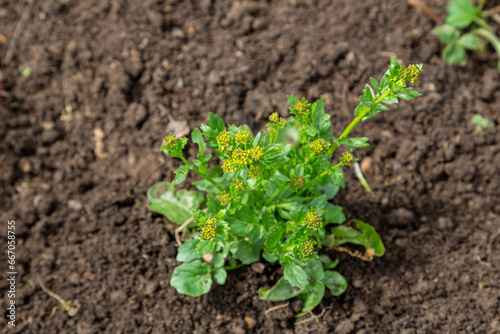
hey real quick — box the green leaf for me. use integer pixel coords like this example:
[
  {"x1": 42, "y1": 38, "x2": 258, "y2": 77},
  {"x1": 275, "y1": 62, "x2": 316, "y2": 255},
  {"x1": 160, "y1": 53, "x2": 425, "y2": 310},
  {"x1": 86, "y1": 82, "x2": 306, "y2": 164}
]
[
  {"x1": 458, "y1": 33, "x2": 485, "y2": 50},
  {"x1": 324, "y1": 204, "x2": 346, "y2": 225},
  {"x1": 265, "y1": 225, "x2": 283, "y2": 251},
  {"x1": 147, "y1": 182, "x2": 205, "y2": 224},
  {"x1": 295, "y1": 281, "x2": 325, "y2": 317},
  {"x1": 192, "y1": 179, "x2": 219, "y2": 194},
  {"x1": 319, "y1": 255, "x2": 339, "y2": 269},
  {"x1": 208, "y1": 112, "x2": 226, "y2": 133},
  {"x1": 353, "y1": 220, "x2": 385, "y2": 256},
  {"x1": 258, "y1": 277, "x2": 303, "y2": 301},
  {"x1": 262, "y1": 251, "x2": 279, "y2": 262},
  {"x1": 329, "y1": 221, "x2": 385, "y2": 257},
  {"x1": 173, "y1": 165, "x2": 191, "y2": 185},
  {"x1": 170, "y1": 260, "x2": 212, "y2": 297},
  {"x1": 176, "y1": 239, "x2": 202, "y2": 262},
  {"x1": 370, "y1": 77, "x2": 379, "y2": 93},
  {"x1": 310, "y1": 195, "x2": 327, "y2": 211},
  {"x1": 191, "y1": 128, "x2": 206, "y2": 159},
  {"x1": 287, "y1": 95, "x2": 298, "y2": 107},
  {"x1": 284, "y1": 263, "x2": 308, "y2": 289},
  {"x1": 249, "y1": 225, "x2": 265, "y2": 244},
  {"x1": 471, "y1": 114, "x2": 495, "y2": 132},
  {"x1": 322, "y1": 271, "x2": 347, "y2": 296},
  {"x1": 212, "y1": 253, "x2": 224, "y2": 268},
  {"x1": 445, "y1": 0, "x2": 477, "y2": 29},
  {"x1": 302, "y1": 258, "x2": 325, "y2": 281},
  {"x1": 232, "y1": 240, "x2": 260, "y2": 264},
  {"x1": 433, "y1": 25, "x2": 460, "y2": 44},
  {"x1": 196, "y1": 239, "x2": 217, "y2": 255},
  {"x1": 213, "y1": 268, "x2": 228, "y2": 285},
  {"x1": 330, "y1": 167, "x2": 345, "y2": 188},
  {"x1": 228, "y1": 219, "x2": 253, "y2": 237}
]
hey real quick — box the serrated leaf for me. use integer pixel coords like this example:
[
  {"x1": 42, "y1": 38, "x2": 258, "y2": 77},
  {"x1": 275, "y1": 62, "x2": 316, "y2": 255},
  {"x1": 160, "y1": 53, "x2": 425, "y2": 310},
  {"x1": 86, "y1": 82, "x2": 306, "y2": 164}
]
[
  {"x1": 310, "y1": 195, "x2": 327, "y2": 211},
  {"x1": 196, "y1": 239, "x2": 217, "y2": 255},
  {"x1": 191, "y1": 128, "x2": 206, "y2": 159},
  {"x1": 370, "y1": 77, "x2": 380, "y2": 93},
  {"x1": 173, "y1": 165, "x2": 191, "y2": 185},
  {"x1": 295, "y1": 281, "x2": 325, "y2": 317},
  {"x1": 258, "y1": 277, "x2": 303, "y2": 301},
  {"x1": 265, "y1": 225, "x2": 283, "y2": 251},
  {"x1": 284, "y1": 263, "x2": 308, "y2": 289},
  {"x1": 287, "y1": 95, "x2": 298, "y2": 107},
  {"x1": 459, "y1": 33, "x2": 484, "y2": 50},
  {"x1": 433, "y1": 25, "x2": 460, "y2": 43},
  {"x1": 443, "y1": 41, "x2": 467, "y2": 64},
  {"x1": 176, "y1": 239, "x2": 202, "y2": 262},
  {"x1": 249, "y1": 225, "x2": 265, "y2": 244},
  {"x1": 213, "y1": 268, "x2": 228, "y2": 285},
  {"x1": 170, "y1": 260, "x2": 212, "y2": 297},
  {"x1": 324, "y1": 204, "x2": 346, "y2": 225},
  {"x1": 208, "y1": 112, "x2": 226, "y2": 133},
  {"x1": 322, "y1": 271, "x2": 347, "y2": 296},
  {"x1": 330, "y1": 167, "x2": 345, "y2": 188},
  {"x1": 359, "y1": 95, "x2": 375, "y2": 108},
  {"x1": 445, "y1": 0, "x2": 477, "y2": 29},
  {"x1": 147, "y1": 182, "x2": 205, "y2": 224}
]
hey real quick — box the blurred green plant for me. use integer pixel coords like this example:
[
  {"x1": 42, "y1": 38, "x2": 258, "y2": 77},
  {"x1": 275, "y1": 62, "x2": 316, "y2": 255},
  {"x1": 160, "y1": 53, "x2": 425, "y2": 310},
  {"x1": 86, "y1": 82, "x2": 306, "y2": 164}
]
[
  {"x1": 433, "y1": 0, "x2": 500, "y2": 71},
  {"x1": 148, "y1": 58, "x2": 423, "y2": 316},
  {"x1": 471, "y1": 113, "x2": 495, "y2": 131}
]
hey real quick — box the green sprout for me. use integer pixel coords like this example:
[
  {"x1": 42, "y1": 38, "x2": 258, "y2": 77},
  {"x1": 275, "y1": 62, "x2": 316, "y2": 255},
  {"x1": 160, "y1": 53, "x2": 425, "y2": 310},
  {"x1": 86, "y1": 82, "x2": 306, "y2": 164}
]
[
  {"x1": 433, "y1": 0, "x2": 500, "y2": 71},
  {"x1": 148, "y1": 58, "x2": 423, "y2": 315}
]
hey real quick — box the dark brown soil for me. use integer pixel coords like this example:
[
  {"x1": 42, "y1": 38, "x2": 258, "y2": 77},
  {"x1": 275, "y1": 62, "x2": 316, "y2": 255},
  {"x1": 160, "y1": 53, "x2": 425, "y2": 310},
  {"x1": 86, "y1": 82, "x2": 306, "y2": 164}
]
[{"x1": 1, "y1": 0, "x2": 499, "y2": 333}]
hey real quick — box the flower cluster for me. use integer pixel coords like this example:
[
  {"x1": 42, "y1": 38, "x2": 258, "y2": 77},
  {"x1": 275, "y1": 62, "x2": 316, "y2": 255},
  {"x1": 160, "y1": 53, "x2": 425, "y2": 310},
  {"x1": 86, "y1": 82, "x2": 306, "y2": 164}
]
[
  {"x1": 400, "y1": 64, "x2": 421, "y2": 85},
  {"x1": 248, "y1": 165, "x2": 261, "y2": 179},
  {"x1": 299, "y1": 239, "x2": 316, "y2": 260},
  {"x1": 340, "y1": 151, "x2": 354, "y2": 165},
  {"x1": 232, "y1": 149, "x2": 252, "y2": 167},
  {"x1": 200, "y1": 217, "x2": 217, "y2": 240},
  {"x1": 305, "y1": 209, "x2": 321, "y2": 230},
  {"x1": 217, "y1": 191, "x2": 232, "y2": 206},
  {"x1": 269, "y1": 112, "x2": 287, "y2": 128},
  {"x1": 292, "y1": 100, "x2": 310, "y2": 117},
  {"x1": 308, "y1": 138, "x2": 331, "y2": 154},
  {"x1": 249, "y1": 146, "x2": 264, "y2": 161},
  {"x1": 232, "y1": 179, "x2": 245, "y2": 191},
  {"x1": 164, "y1": 134, "x2": 178, "y2": 148},
  {"x1": 235, "y1": 130, "x2": 251, "y2": 145},
  {"x1": 292, "y1": 176, "x2": 304, "y2": 189},
  {"x1": 217, "y1": 131, "x2": 232, "y2": 154}
]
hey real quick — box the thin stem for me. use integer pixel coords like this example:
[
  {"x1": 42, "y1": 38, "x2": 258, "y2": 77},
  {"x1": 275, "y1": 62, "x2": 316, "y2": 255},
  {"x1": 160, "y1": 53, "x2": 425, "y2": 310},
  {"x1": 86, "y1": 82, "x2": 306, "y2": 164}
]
[
  {"x1": 474, "y1": 17, "x2": 492, "y2": 32},
  {"x1": 179, "y1": 155, "x2": 222, "y2": 191},
  {"x1": 264, "y1": 186, "x2": 288, "y2": 206},
  {"x1": 476, "y1": 27, "x2": 500, "y2": 56},
  {"x1": 222, "y1": 263, "x2": 246, "y2": 271},
  {"x1": 327, "y1": 88, "x2": 392, "y2": 158},
  {"x1": 295, "y1": 162, "x2": 343, "y2": 197},
  {"x1": 477, "y1": 0, "x2": 485, "y2": 14}
]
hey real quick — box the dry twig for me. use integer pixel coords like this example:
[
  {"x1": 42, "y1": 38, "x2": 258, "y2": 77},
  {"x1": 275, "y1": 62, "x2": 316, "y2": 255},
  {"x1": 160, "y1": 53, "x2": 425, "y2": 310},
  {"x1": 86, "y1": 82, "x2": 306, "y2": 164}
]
[
  {"x1": 3, "y1": 0, "x2": 37, "y2": 64},
  {"x1": 408, "y1": 0, "x2": 440, "y2": 23}
]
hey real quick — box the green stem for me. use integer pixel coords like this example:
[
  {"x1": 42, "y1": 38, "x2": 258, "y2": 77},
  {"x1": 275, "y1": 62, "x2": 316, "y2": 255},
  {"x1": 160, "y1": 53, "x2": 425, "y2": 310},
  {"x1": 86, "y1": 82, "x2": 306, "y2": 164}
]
[
  {"x1": 477, "y1": 0, "x2": 485, "y2": 14},
  {"x1": 474, "y1": 17, "x2": 492, "y2": 32},
  {"x1": 264, "y1": 186, "x2": 288, "y2": 206},
  {"x1": 295, "y1": 162, "x2": 343, "y2": 197},
  {"x1": 180, "y1": 156, "x2": 222, "y2": 191},
  {"x1": 475, "y1": 27, "x2": 500, "y2": 57},
  {"x1": 222, "y1": 263, "x2": 245, "y2": 271},
  {"x1": 327, "y1": 88, "x2": 392, "y2": 158}
]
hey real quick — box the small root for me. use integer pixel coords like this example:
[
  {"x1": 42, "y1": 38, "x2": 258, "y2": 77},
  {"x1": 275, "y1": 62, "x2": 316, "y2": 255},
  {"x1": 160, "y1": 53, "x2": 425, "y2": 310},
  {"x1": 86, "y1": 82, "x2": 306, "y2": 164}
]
[
  {"x1": 264, "y1": 302, "x2": 289, "y2": 322},
  {"x1": 38, "y1": 277, "x2": 80, "y2": 317}
]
